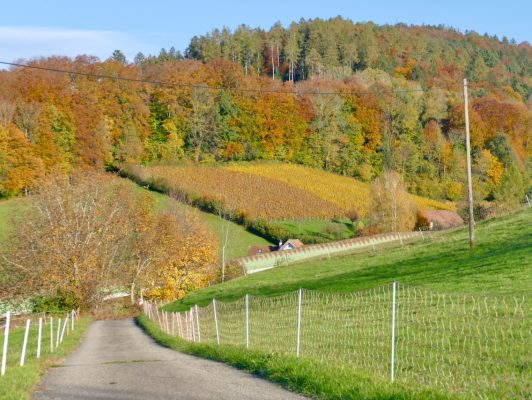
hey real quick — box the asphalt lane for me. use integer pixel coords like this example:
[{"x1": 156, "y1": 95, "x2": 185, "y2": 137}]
[{"x1": 32, "y1": 319, "x2": 308, "y2": 400}]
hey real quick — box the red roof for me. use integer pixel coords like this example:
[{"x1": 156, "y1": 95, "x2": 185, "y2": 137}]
[{"x1": 247, "y1": 245, "x2": 278, "y2": 256}]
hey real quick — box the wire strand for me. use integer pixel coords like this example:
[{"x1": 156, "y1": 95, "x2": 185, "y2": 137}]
[{"x1": 0, "y1": 60, "x2": 451, "y2": 97}]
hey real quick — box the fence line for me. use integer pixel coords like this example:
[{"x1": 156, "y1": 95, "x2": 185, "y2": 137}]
[
  {"x1": 0, "y1": 309, "x2": 78, "y2": 377},
  {"x1": 145, "y1": 283, "x2": 531, "y2": 399}
]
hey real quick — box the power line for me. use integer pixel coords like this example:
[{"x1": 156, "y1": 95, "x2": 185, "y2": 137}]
[{"x1": 0, "y1": 60, "x2": 449, "y2": 97}]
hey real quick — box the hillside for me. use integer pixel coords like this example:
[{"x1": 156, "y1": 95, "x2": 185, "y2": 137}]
[
  {"x1": 124, "y1": 162, "x2": 452, "y2": 217},
  {"x1": 0, "y1": 179, "x2": 271, "y2": 260},
  {"x1": 165, "y1": 207, "x2": 532, "y2": 311},
  {"x1": 1, "y1": 19, "x2": 530, "y2": 211}
]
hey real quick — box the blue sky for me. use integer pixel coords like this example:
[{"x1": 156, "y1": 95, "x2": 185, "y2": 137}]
[{"x1": 1, "y1": 0, "x2": 530, "y2": 63}]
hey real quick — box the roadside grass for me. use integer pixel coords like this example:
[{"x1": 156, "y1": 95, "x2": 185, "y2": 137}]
[
  {"x1": 0, "y1": 317, "x2": 91, "y2": 400},
  {"x1": 136, "y1": 314, "x2": 454, "y2": 400},
  {"x1": 165, "y1": 208, "x2": 532, "y2": 311}
]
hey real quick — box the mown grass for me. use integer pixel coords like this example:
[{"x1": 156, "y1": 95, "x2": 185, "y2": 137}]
[
  {"x1": 274, "y1": 218, "x2": 357, "y2": 243},
  {"x1": 137, "y1": 314, "x2": 454, "y2": 400},
  {"x1": 0, "y1": 317, "x2": 91, "y2": 400},
  {"x1": 166, "y1": 208, "x2": 532, "y2": 311}
]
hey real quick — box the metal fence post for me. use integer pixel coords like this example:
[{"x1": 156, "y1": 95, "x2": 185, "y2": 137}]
[
  {"x1": 391, "y1": 281, "x2": 397, "y2": 383},
  {"x1": 296, "y1": 288, "x2": 303, "y2": 357},
  {"x1": 1, "y1": 311, "x2": 10, "y2": 376},
  {"x1": 213, "y1": 299, "x2": 220, "y2": 345},
  {"x1": 20, "y1": 319, "x2": 31, "y2": 366},
  {"x1": 245, "y1": 294, "x2": 250, "y2": 349}
]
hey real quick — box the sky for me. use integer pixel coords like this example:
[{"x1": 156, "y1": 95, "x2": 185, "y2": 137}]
[{"x1": 0, "y1": 0, "x2": 531, "y2": 64}]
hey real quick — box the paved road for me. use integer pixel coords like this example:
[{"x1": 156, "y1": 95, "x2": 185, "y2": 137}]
[{"x1": 32, "y1": 319, "x2": 308, "y2": 400}]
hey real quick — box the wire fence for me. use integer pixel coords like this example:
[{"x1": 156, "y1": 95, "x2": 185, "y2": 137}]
[
  {"x1": 145, "y1": 283, "x2": 531, "y2": 399},
  {"x1": 0, "y1": 310, "x2": 79, "y2": 377}
]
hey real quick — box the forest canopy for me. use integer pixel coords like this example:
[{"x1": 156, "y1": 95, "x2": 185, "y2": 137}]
[{"x1": 0, "y1": 18, "x2": 530, "y2": 204}]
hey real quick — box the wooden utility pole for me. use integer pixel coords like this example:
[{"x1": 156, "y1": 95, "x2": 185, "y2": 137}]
[{"x1": 463, "y1": 79, "x2": 475, "y2": 248}]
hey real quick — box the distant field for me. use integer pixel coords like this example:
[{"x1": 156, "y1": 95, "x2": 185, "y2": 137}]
[
  {"x1": 126, "y1": 162, "x2": 453, "y2": 222},
  {"x1": 228, "y1": 163, "x2": 454, "y2": 215}
]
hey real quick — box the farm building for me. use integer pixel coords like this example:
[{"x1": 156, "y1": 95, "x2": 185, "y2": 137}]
[{"x1": 247, "y1": 239, "x2": 304, "y2": 256}]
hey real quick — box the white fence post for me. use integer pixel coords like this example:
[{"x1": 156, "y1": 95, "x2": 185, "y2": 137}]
[
  {"x1": 190, "y1": 310, "x2": 195, "y2": 342},
  {"x1": 71, "y1": 311, "x2": 75, "y2": 332},
  {"x1": 1, "y1": 311, "x2": 11, "y2": 376},
  {"x1": 296, "y1": 288, "x2": 303, "y2": 357},
  {"x1": 50, "y1": 317, "x2": 54, "y2": 353},
  {"x1": 20, "y1": 319, "x2": 31, "y2": 366},
  {"x1": 37, "y1": 317, "x2": 43, "y2": 358},
  {"x1": 391, "y1": 281, "x2": 397, "y2": 383},
  {"x1": 56, "y1": 318, "x2": 61, "y2": 348},
  {"x1": 245, "y1": 294, "x2": 250, "y2": 349},
  {"x1": 177, "y1": 313, "x2": 183, "y2": 338},
  {"x1": 195, "y1": 305, "x2": 201, "y2": 343},
  {"x1": 213, "y1": 299, "x2": 220, "y2": 345},
  {"x1": 60, "y1": 316, "x2": 68, "y2": 343}
]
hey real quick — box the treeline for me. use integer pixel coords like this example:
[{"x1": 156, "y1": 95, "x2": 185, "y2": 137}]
[
  {"x1": 0, "y1": 20, "x2": 530, "y2": 205},
  {"x1": 180, "y1": 18, "x2": 532, "y2": 91}
]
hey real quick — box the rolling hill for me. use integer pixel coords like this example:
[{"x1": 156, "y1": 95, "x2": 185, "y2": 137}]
[{"x1": 164, "y1": 207, "x2": 531, "y2": 311}]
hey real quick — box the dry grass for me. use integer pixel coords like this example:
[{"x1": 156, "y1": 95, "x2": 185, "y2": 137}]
[
  {"x1": 140, "y1": 165, "x2": 344, "y2": 219},
  {"x1": 227, "y1": 163, "x2": 454, "y2": 216}
]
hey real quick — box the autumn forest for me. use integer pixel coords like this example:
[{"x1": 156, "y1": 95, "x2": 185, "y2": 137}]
[{"x1": 1, "y1": 17, "x2": 531, "y2": 206}]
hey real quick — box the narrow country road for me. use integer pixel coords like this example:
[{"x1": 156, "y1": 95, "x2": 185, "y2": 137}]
[{"x1": 32, "y1": 319, "x2": 308, "y2": 400}]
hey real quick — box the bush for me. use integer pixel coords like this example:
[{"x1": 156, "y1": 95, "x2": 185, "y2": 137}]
[
  {"x1": 32, "y1": 289, "x2": 80, "y2": 314},
  {"x1": 345, "y1": 208, "x2": 360, "y2": 222},
  {"x1": 414, "y1": 210, "x2": 431, "y2": 230}
]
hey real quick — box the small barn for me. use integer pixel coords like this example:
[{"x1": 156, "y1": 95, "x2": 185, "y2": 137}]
[{"x1": 247, "y1": 239, "x2": 304, "y2": 256}]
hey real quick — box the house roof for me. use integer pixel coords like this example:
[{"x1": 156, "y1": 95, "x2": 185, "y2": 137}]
[
  {"x1": 279, "y1": 239, "x2": 304, "y2": 251},
  {"x1": 423, "y1": 210, "x2": 464, "y2": 229},
  {"x1": 247, "y1": 239, "x2": 304, "y2": 256}
]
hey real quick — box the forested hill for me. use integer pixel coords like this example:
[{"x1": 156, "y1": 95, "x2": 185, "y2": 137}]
[
  {"x1": 182, "y1": 18, "x2": 532, "y2": 90},
  {"x1": 0, "y1": 18, "x2": 530, "y2": 208}
]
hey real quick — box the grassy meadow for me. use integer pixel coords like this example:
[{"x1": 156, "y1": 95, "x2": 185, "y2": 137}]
[{"x1": 166, "y1": 207, "x2": 532, "y2": 310}]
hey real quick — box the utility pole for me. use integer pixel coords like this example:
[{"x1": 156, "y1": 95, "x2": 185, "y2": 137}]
[{"x1": 463, "y1": 79, "x2": 475, "y2": 248}]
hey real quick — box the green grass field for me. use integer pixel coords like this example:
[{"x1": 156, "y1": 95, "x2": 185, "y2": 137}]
[
  {"x1": 160, "y1": 208, "x2": 531, "y2": 399},
  {"x1": 166, "y1": 207, "x2": 532, "y2": 310},
  {"x1": 137, "y1": 314, "x2": 452, "y2": 400}
]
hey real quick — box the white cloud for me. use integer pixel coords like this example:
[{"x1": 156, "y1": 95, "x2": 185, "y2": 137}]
[{"x1": 0, "y1": 26, "x2": 157, "y2": 64}]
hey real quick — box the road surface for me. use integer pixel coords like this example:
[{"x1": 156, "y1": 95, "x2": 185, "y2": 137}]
[{"x1": 32, "y1": 319, "x2": 308, "y2": 400}]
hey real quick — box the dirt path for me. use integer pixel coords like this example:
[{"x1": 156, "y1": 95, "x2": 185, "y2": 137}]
[{"x1": 32, "y1": 319, "x2": 308, "y2": 400}]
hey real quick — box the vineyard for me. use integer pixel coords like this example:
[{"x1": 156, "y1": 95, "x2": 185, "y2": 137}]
[{"x1": 126, "y1": 162, "x2": 453, "y2": 221}]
